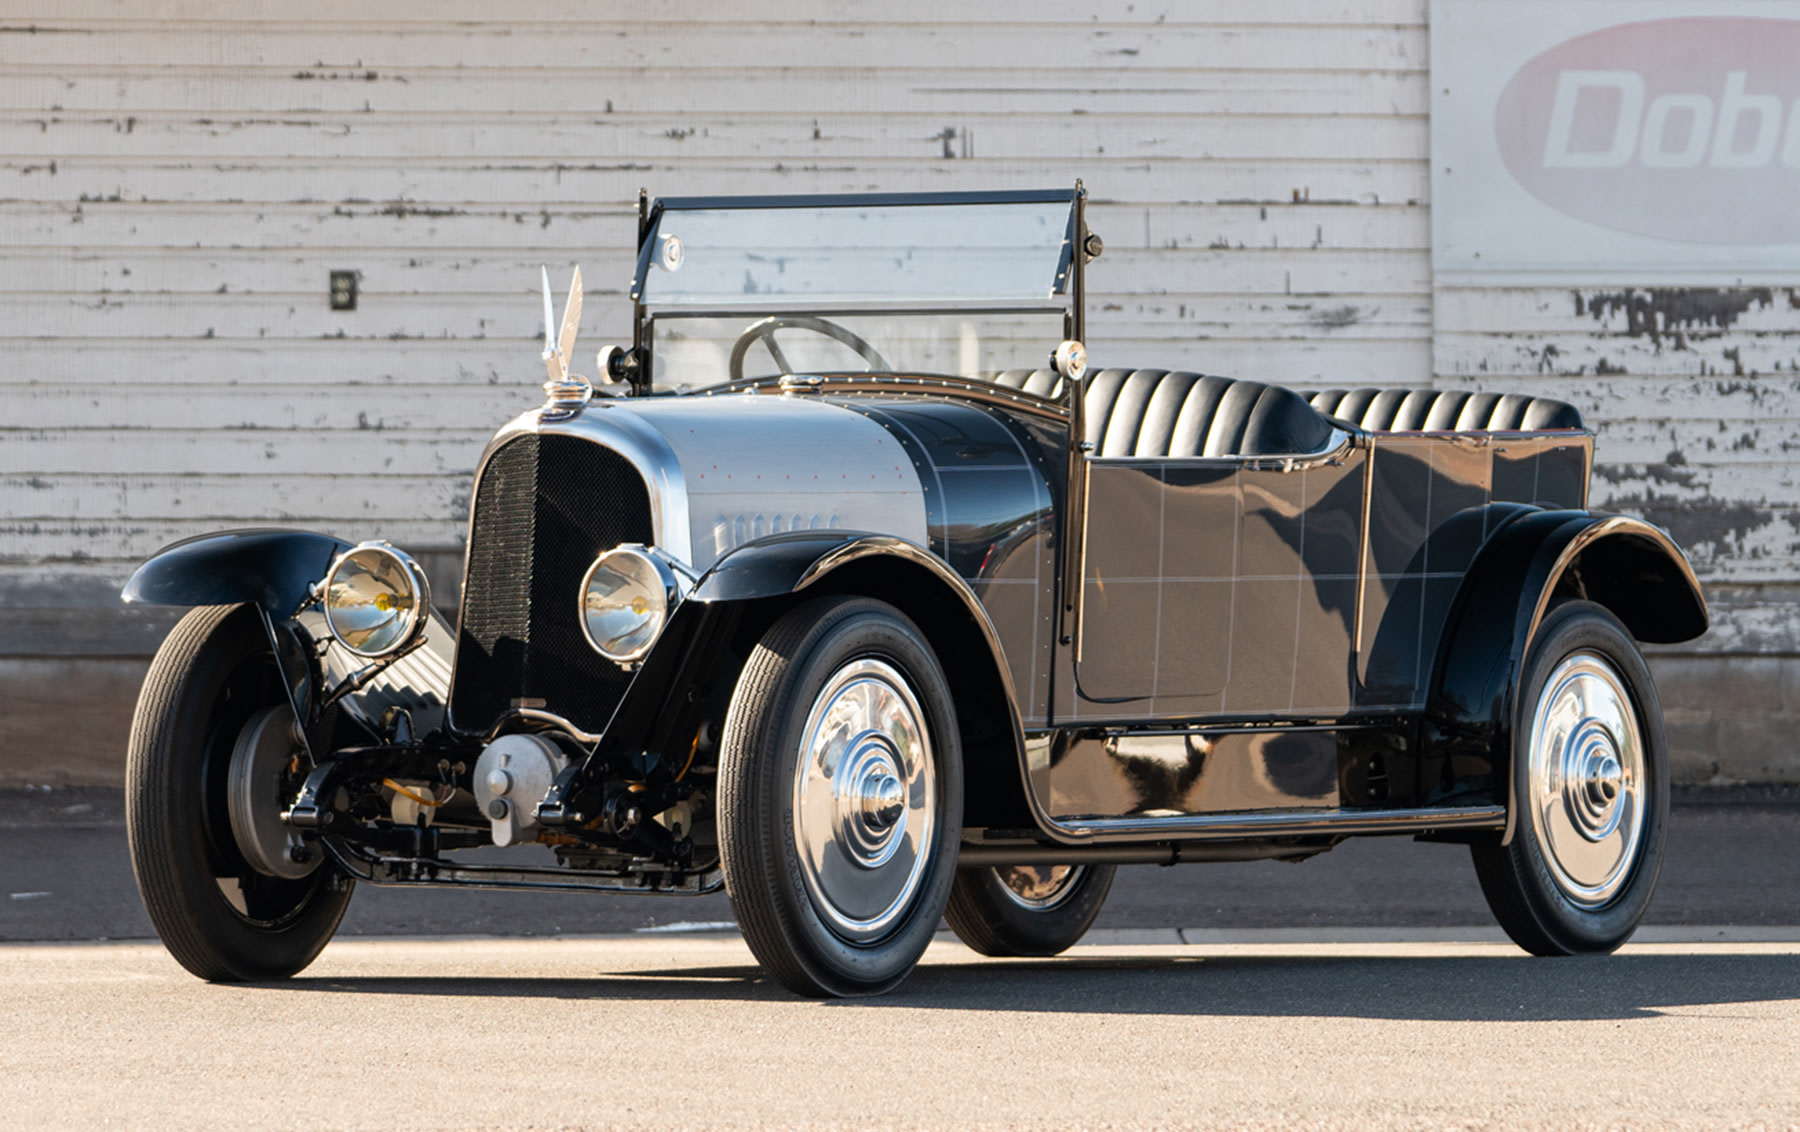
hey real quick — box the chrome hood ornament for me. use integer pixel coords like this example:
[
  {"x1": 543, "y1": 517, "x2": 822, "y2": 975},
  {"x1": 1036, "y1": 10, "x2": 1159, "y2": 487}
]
[{"x1": 540, "y1": 265, "x2": 593, "y2": 412}]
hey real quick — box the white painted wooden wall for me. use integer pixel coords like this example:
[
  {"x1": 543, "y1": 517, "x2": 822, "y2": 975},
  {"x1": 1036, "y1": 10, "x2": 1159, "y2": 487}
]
[
  {"x1": 0, "y1": 0, "x2": 1433, "y2": 607},
  {"x1": 1435, "y1": 284, "x2": 1800, "y2": 652}
]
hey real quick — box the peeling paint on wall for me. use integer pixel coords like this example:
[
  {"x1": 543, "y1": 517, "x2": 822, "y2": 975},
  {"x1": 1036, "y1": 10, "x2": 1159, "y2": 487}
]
[{"x1": 1574, "y1": 288, "x2": 1785, "y2": 347}]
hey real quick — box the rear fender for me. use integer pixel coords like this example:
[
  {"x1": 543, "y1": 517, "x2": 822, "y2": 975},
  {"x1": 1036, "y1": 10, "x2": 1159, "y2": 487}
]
[{"x1": 1425, "y1": 511, "x2": 1707, "y2": 842}]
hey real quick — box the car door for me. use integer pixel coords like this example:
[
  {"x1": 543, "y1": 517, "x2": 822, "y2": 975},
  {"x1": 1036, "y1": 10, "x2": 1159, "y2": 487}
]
[
  {"x1": 1073, "y1": 458, "x2": 1236, "y2": 715},
  {"x1": 1072, "y1": 450, "x2": 1365, "y2": 721}
]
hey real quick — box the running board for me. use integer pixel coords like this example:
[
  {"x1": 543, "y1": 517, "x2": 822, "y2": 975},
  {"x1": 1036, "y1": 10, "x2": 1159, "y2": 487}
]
[{"x1": 1043, "y1": 804, "x2": 1507, "y2": 844}]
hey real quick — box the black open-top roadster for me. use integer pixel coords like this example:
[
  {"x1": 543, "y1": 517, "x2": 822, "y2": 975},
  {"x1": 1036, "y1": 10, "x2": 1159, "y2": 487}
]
[{"x1": 123, "y1": 187, "x2": 1706, "y2": 996}]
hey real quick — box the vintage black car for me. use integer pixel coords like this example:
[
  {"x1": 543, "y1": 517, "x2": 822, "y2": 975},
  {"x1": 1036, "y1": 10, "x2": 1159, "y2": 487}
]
[{"x1": 123, "y1": 187, "x2": 1708, "y2": 996}]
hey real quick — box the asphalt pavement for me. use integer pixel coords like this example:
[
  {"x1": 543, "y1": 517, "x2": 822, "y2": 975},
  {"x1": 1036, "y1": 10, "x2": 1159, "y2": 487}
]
[
  {"x1": 4, "y1": 935, "x2": 1799, "y2": 1130},
  {"x1": 4, "y1": 786, "x2": 1799, "y2": 941},
  {"x1": 6, "y1": 787, "x2": 1800, "y2": 1131}
]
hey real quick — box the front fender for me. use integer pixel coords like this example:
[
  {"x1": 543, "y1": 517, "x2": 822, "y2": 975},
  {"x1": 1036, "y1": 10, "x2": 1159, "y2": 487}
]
[
  {"x1": 689, "y1": 529, "x2": 869, "y2": 603},
  {"x1": 692, "y1": 532, "x2": 1019, "y2": 697},
  {"x1": 122, "y1": 528, "x2": 453, "y2": 756},
  {"x1": 1425, "y1": 510, "x2": 1708, "y2": 840},
  {"x1": 692, "y1": 531, "x2": 1041, "y2": 833},
  {"x1": 121, "y1": 528, "x2": 351, "y2": 614}
]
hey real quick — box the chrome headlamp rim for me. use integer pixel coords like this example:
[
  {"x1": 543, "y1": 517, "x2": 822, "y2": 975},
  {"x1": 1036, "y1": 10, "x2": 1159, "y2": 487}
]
[
  {"x1": 320, "y1": 540, "x2": 431, "y2": 659},
  {"x1": 577, "y1": 543, "x2": 688, "y2": 666}
]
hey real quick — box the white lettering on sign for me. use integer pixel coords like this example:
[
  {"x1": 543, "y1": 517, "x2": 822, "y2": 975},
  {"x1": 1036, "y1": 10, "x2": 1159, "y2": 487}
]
[
  {"x1": 1541, "y1": 69, "x2": 1799, "y2": 170},
  {"x1": 1495, "y1": 16, "x2": 1800, "y2": 244},
  {"x1": 1542, "y1": 71, "x2": 1643, "y2": 168}
]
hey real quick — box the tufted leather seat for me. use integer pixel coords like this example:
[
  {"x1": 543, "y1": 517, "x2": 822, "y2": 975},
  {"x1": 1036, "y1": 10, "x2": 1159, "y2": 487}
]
[
  {"x1": 992, "y1": 367, "x2": 1067, "y2": 401},
  {"x1": 992, "y1": 367, "x2": 1334, "y2": 458},
  {"x1": 1307, "y1": 387, "x2": 1583, "y2": 432}
]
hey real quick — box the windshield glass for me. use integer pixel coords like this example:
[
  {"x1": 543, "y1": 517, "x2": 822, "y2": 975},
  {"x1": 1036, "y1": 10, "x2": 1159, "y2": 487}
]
[
  {"x1": 651, "y1": 311, "x2": 1067, "y2": 393},
  {"x1": 635, "y1": 192, "x2": 1076, "y2": 311}
]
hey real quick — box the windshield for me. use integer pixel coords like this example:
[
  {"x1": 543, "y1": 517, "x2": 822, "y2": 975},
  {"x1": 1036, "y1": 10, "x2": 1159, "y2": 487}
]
[
  {"x1": 633, "y1": 190, "x2": 1079, "y2": 394},
  {"x1": 634, "y1": 192, "x2": 1077, "y2": 311},
  {"x1": 651, "y1": 311, "x2": 1068, "y2": 393}
]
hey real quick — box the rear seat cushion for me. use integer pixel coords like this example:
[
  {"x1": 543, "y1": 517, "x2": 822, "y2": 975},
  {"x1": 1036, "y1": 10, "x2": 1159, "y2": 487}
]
[
  {"x1": 992, "y1": 367, "x2": 1334, "y2": 458},
  {"x1": 1308, "y1": 387, "x2": 1583, "y2": 431}
]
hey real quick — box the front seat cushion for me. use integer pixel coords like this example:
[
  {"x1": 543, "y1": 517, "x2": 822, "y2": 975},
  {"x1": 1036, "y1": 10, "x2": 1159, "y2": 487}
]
[{"x1": 991, "y1": 368, "x2": 1334, "y2": 458}]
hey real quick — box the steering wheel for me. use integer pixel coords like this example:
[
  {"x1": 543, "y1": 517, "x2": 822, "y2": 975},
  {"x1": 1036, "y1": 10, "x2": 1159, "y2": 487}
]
[{"x1": 727, "y1": 315, "x2": 892, "y2": 382}]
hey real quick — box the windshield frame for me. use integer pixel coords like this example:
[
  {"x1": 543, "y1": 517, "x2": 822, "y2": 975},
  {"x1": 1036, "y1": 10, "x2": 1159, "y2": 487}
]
[{"x1": 627, "y1": 188, "x2": 1087, "y2": 384}]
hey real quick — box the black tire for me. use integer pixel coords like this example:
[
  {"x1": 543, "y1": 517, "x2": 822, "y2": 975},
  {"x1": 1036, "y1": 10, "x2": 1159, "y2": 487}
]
[
  {"x1": 717, "y1": 596, "x2": 963, "y2": 997},
  {"x1": 945, "y1": 864, "x2": 1116, "y2": 957},
  {"x1": 1471, "y1": 600, "x2": 1668, "y2": 956},
  {"x1": 126, "y1": 604, "x2": 352, "y2": 981}
]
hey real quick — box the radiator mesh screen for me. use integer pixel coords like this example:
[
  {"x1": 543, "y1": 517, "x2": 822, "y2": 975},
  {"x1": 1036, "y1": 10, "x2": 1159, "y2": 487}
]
[{"x1": 451, "y1": 434, "x2": 654, "y2": 733}]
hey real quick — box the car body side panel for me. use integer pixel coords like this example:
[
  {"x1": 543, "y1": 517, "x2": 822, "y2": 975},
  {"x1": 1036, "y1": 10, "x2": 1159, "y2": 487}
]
[
  {"x1": 834, "y1": 398, "x2": 1061, "y2": 727},
  {"x1": 1051, "y1": 453, "x2": 1364, "y2": 818},
  {"x1": 1357, "y1": 433, "x2": 1589, "y2": 711},
  {"x1": 1060, "y1": 449, "x2": 1369, "y2": 724},
  {"x1": 1042, "y1": 729, "x2": 1343, "y2": 820},
  {"x1": 1043, "y1": 428, "x2": 1594, "y2": 822}
]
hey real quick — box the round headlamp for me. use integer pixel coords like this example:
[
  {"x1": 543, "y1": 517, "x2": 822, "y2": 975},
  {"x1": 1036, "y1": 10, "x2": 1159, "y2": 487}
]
[
  {"x1": 321, "y1": 542, "x2": 430, "y2": 658},
  {"x1": 580, "y1": 544, "x2": 681, "y2": 665}
]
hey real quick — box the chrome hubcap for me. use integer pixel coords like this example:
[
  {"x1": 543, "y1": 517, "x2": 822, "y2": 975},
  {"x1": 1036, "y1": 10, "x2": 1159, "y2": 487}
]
[
  {"x1": 1527, "y1": 652, "x2": 1645, "y2": 908},
  {"x1": 793, "y1": 657, "x2": 936, "y2": 943},
  {"x1": 994, "y1": 865, "x2": 1087, "y2": 911}
]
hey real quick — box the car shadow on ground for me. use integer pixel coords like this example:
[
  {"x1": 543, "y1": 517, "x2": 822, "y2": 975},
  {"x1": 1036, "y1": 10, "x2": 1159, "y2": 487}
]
[{"x1": 274, "y1": 952, "x2": 1800, "y2": 1021}]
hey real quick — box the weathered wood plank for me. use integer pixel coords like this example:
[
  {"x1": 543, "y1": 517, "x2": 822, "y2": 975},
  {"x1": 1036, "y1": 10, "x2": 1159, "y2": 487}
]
[
  {"x1": 1435, "y1": 334, "x2": 1800, "y2": 382},
  {"x1": 0, "y1": 429, "x2": 488, "y2": 476},
  {"x1": 0, "y1": 518, "x2": 458, "y2": 562},
  {"x1": 0, "y1": 245, "x2": 1429, "y2": 300},
  {"x1": 5, "y1": 384, "x2": 543, "y2": 430},
  {"x1": 0, "y1": 67, "x2": 1430, "y2": 118},
  {"x1": 0, "y1": 24, "x2": 1428, "y2": 73},
  {"x1": 0, "y1": 1, "x2": 1429, "y2": 27},
  {"x1": 0, "y1": 340, "x2": 538, "y2": 387},
  {"x1": 3, "y1": 473, "x2": 471, "y2": 520},
  {"x1": 1435, "y1": 287, "x2": 1800, "y2": 337},
  {"x1": 0, "y1": 271, "x2": 1434, "y2": 342},
  {"x1": 0, "y1": 337, "x2": 1437, "y2": 392},
  {"x1": 1500, "y1": 376, "x2": 1800, "y2": 420},
  {"x1": 1, "y1": 161, "x2": 1430, "y2": 211},
  {"x1": 1591, "y1": 420, "x2": 1800, "y2": 467},
  {"x1": 0, "y1": 197, "x2": 1431, "y2": 254},
  {"x1": 0, "y1": 288, "x2": 1431, "y2": 342},
  {"x1": 0, "y1": 114, "x2": 1427, "y2": 166}
]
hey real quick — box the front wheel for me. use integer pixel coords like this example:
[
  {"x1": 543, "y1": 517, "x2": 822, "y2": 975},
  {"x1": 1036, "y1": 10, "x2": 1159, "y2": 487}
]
[
  {"x1": 945, "y1": 864, "x2": 1116, "y2": 957},
  {"x1": 717, "y1": 596, "x2": 963, "y2": 997},
  {"x1": 126, "y1": 604, "x2": 352, "y2": 981},
  {"x1": 1471, "y1": 600, "x2": 1668, "y2": 956}
]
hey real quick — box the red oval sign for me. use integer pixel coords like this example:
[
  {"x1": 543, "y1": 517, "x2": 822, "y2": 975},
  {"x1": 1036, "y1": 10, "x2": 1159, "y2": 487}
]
[{"x1": 1496, "y1": 17, "x2": 1800, "y2": 245}]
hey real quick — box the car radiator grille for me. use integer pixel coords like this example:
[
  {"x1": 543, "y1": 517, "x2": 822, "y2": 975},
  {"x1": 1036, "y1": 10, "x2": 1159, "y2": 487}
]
[{"x1": 450, "y1": 433, "x2": 654, "y2": 735}]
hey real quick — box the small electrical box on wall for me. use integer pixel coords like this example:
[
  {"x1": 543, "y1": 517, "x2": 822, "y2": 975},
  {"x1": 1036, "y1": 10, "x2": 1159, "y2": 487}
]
[{"x1": 329, "y1": 270, "x2": 358, "y2": 311}]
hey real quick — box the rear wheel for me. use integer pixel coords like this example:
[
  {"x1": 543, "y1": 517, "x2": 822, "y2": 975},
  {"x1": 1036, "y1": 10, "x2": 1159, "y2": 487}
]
[
  {"x1": 945, "y1": 864, "x2": 1115, "y2": 957},
  {"x1": 717, "y1": 596, "x2": 962, "y2": 997},
  {"x1": 126, "y1": 604, "x2": 352, "y2": 981},
  {"x1": 1471, "y1": 600, "x2": 1668, "y2": 956}
]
